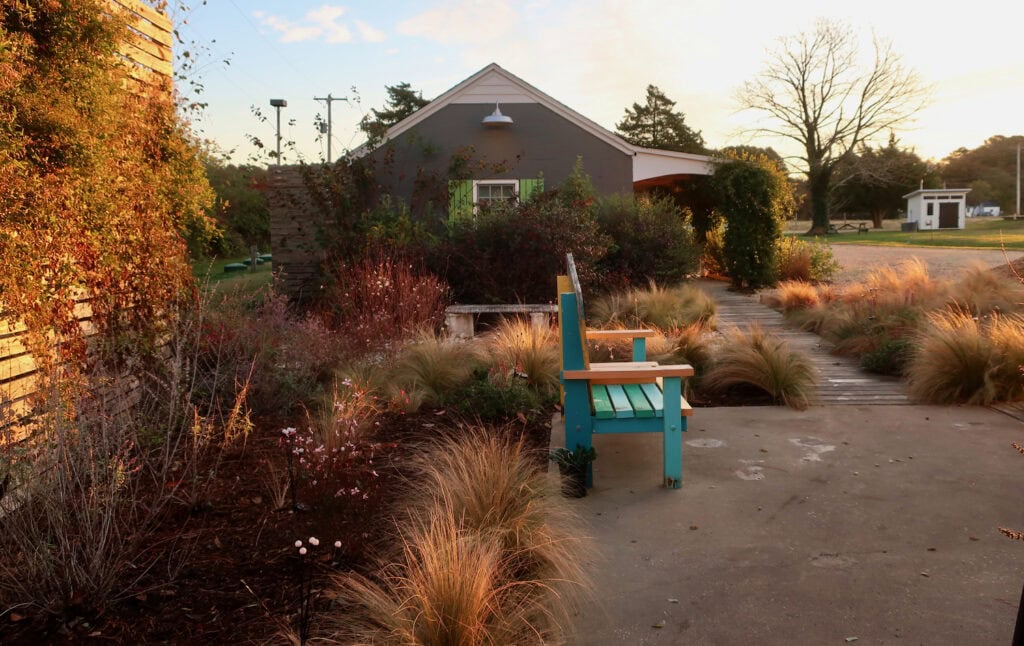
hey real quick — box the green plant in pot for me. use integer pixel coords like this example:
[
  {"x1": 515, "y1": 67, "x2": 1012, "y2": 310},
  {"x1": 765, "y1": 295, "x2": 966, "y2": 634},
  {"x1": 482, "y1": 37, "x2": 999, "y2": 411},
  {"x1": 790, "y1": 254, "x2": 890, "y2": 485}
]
[{"x1": 549, "y1": 444, "x2": 597, "y2": 498}]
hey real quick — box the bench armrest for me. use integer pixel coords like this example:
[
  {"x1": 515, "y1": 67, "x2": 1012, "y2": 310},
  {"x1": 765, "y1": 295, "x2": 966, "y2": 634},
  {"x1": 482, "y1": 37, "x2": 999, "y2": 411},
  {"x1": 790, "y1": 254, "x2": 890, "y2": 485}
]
[
  {"x1": 563, "y1": 364, "x2": 694, "y2": 381},
  {"x1": 585, "y1": 329, "x2": 656, "y2": 340}
]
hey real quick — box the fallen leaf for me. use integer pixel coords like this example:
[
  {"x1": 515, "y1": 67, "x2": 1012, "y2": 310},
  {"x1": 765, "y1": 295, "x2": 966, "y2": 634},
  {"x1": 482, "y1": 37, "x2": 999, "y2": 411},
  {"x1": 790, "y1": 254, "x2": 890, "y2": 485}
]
[
  {"x1": 652, "y1": 620, "x2": 666, "y2": 629},
  {"x1": 845, "y1": 638, "x2": 858, "y2": 643},
  {"x1": 9, "y1": 612, "x2": 24, "y2": 623},
  {"x1": 434, "y1": 409, "x2": 446, "y2": 416},
  {"x1": 920, "y1": 571, "x2": 930, "y2": 577},
  {"x1": 667, "y1": 598, "x2": 679, "y2": 604}
]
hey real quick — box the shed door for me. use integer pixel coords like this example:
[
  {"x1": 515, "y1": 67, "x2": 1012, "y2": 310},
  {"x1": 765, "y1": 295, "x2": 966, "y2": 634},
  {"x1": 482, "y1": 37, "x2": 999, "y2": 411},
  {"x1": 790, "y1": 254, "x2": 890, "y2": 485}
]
[{"x1": 938, "y1": 202, "x2": 959, "y2": 229}]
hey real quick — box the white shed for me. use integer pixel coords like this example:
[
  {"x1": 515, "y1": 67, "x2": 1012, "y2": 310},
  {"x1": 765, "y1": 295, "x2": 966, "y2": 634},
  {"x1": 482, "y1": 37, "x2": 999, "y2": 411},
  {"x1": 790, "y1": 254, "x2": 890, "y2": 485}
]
[{"x1": 903, "y1": 188, "x2": 970, "y2": 230}]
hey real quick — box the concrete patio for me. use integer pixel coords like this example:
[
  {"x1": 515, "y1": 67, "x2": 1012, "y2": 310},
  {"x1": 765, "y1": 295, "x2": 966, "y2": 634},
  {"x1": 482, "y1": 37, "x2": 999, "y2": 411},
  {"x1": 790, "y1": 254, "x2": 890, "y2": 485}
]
[{"x1": 556, "y1": 404, "x2": 1024, "y2": 644}]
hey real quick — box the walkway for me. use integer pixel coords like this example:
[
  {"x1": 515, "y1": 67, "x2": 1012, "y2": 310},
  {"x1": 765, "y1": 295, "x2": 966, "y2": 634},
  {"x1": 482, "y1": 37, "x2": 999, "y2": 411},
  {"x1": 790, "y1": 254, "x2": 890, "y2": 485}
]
[{"x1": 698, "y1": 280, "x2": 910, "y2": 406}]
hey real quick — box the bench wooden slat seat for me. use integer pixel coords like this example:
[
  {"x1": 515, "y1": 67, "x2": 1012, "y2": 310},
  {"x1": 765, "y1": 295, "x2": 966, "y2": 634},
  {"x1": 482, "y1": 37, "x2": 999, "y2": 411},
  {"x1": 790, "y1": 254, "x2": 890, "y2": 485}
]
[{"x1": 557, "y1": 253, "x2": 694, "y2": 489}]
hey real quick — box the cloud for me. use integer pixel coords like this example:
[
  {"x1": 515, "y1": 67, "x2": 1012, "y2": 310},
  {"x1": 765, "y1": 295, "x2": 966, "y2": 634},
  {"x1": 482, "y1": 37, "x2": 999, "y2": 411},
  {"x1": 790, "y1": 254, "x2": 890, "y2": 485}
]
[
  {"x1": 356, "y1": 20, "x2": 386, "y2": 43},
  {"x1": 256, "y1": 13, "x2": 324, "y2": 43},
  {"x1": 254, "y1": 5, "x2": 383, "y2": 44},
  {"x1": 307, "y1": 5, "x2": 352, "y2": 43},
  {"x1": 398, "y1": 0, "x2": 519, "y2": 45}
]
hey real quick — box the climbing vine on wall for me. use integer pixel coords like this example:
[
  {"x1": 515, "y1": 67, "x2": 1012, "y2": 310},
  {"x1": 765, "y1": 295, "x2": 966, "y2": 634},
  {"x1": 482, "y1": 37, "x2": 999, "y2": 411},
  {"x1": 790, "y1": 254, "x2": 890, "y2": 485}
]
[{"x1": 0, "y1": 0, "x2": 215, "y2": 395}]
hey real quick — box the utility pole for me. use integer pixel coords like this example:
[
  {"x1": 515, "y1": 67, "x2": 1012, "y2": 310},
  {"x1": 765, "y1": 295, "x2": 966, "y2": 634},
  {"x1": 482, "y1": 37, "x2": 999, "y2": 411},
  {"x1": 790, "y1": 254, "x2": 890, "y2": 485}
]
[
  {"x1": 1016, "y1": 141, "x2": 1020, "y2": 216},
  {"x1": 314, "y1": 93, "x2": 346, "y2": 163}
]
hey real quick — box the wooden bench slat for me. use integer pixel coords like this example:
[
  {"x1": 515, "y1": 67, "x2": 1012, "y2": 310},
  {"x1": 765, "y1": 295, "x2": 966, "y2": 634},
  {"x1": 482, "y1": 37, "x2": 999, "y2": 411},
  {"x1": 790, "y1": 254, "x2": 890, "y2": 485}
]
[
  {"x1": 640, "y1": 382, "x2": 664, "y2": 416},
  {"x1": 590, "y1": 385, "x2": 615, "y2": 419},
  {"x1": 605, "y1": 384, "x2": 635, "y2": 419},
  {"x1": 623, "y1": 383, "x2": 655, "y2": 418}
]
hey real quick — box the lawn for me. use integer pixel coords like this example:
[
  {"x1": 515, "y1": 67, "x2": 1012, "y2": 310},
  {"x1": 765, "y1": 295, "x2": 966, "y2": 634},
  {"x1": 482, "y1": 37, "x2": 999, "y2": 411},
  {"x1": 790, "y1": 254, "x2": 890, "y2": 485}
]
[
  {"x1": 785, "y1": 217, "x2": 1024, "y2": 250},
  {"x1": 193, "y1": 255, "x2": 274, "y2": 293}
]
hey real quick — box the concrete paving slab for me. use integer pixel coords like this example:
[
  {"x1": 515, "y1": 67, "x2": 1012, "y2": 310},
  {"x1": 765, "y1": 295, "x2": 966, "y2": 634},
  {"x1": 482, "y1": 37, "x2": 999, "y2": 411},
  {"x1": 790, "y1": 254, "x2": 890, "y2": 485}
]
[{"x1": 554, "y1": 405, "x2": 1024, "y2": 645}]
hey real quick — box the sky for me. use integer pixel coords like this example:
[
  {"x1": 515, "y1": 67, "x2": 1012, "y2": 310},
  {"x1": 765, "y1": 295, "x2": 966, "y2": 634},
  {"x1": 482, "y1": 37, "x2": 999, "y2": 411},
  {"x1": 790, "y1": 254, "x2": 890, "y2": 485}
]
[{"x1": 174, "y1": 0, "x2": 1024, "y2": 167}]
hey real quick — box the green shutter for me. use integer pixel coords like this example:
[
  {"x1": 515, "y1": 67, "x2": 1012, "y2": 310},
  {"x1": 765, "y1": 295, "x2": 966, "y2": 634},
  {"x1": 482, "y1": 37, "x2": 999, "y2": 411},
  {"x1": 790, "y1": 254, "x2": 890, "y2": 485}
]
[
  {"x1": 520, "y1": 177, "x2": 544, "y2": 202},
  {"x1": 448, "y1": 180, "x2": 473, "y2": 222}
]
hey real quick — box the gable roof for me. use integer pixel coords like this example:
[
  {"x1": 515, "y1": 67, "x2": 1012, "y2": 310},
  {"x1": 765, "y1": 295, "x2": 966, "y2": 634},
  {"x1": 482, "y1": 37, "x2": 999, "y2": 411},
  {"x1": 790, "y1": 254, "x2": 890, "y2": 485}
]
[{"x1": 356, "y1": 63, "x2": 636, "y2": 156}]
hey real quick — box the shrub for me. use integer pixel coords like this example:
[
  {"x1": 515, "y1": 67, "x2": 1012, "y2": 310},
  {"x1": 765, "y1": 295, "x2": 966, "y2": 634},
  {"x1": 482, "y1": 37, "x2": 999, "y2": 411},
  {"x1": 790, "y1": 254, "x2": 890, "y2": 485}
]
[
  {"x1": 390, "y1": 331, "x2": 485, "y2": 409},
  {"x1": 198, "y1": 289, "x2": 347, "y2": 415},
  {"x1": 777, "y1": 236, "x2": 840, "y2": 282},
  {"x1": 322, "y1": 249, "x2": 449, "y2": 346},
  {"x1": 711, "y1": 156, "x2": 794, "y2": 289},
  {"x1": 594, "y1": 194, "x2": 700, "y2": 288},
  {"x1": 860, "y1": 338, "x2": 914, "y2": 376},
  {"x1": 444, "y1": 368, "x2": 550, "y2": 424},
  {"x1": 700, "y1": 220, "x2": 728, "y2": 278},
  {"x1": 590, "y1": 283, "x2": 716, "y2": 330},
  {"x1": 436, "y1": 192, "x2": 611, "y2": 304},
  {"x1": 702, "y1": 325, "x2": 817, "y2": 409},
  {"x1": 329, "y1": 432, "x2": 590, "y2": 644}
]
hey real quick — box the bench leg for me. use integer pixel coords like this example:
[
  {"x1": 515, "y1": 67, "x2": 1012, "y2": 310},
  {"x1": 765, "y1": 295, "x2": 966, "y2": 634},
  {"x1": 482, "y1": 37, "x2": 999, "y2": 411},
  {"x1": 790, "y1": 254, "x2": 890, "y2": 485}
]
[
  {"x1": 662, "y1": 377, "x2": 683, "y2": 489},
  {"x1": 445, "y1": 312, "x2": 475, "y2": 338},
  {"x1": 563, "y1": 381, "x2": 594, "y2": 488}
]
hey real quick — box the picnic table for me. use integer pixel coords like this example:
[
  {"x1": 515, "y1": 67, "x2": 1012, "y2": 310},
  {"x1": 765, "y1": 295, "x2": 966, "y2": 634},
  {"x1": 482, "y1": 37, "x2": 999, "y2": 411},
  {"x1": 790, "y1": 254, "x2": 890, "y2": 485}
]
[{"x1": 829, "y1": 221, "x2": 870, "y2": 234}]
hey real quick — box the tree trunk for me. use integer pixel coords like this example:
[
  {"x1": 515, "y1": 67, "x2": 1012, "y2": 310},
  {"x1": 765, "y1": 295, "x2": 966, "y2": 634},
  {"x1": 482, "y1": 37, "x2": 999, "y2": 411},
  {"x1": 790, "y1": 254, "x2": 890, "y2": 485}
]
[
  {"x1": 871, "y1": 210, "x2": 885, "y2": 229},
  {"x1": 805, "y1": 168, "x2": 832, "y2": 235}
]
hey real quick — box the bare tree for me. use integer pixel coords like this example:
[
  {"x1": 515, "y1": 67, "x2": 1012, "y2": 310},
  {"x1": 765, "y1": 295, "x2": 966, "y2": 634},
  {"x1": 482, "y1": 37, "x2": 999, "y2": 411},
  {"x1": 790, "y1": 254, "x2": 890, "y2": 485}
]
[{"x1": 738, "y1": 19, "x2": 930, "y2": 235}]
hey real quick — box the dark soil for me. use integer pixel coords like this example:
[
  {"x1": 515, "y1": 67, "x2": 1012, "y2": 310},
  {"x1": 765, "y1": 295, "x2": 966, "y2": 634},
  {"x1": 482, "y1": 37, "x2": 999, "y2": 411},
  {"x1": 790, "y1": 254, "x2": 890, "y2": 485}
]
[{"x1": 1, "y1": 409, "x2": 553, "y2": 644}]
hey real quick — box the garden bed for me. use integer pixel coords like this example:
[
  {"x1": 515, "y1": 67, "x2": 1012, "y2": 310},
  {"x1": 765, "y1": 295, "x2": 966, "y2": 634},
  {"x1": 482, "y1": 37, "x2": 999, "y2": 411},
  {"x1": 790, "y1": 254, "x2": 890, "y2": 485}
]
[{"x1": 0, "y1": 410, "x2": 552, "y2": 643}]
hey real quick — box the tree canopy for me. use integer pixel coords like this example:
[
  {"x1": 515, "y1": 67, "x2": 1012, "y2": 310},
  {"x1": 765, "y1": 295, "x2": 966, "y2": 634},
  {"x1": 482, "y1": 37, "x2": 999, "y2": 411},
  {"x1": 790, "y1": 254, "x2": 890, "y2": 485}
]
[
  {"x1": 359, "y1": 82, "x2": 429, "y2": 144},
  {"x1": 616, "y1": 85, "x2": 705, "y2": 154},
  {"x1": 832, "y1": 135, "x2": 936, "y2": 227},
  {"x1": 737, "y1": 19, "x2": 929, "y2": 234},
  {"x1": 941, "y1": 135, "x2": 1023, "y2": 211}
]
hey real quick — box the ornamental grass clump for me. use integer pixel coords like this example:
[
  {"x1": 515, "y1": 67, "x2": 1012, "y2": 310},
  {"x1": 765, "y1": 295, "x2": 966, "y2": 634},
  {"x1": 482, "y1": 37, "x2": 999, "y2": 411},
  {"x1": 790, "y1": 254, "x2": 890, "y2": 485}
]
[
  {"x1": 484, "y1": 318, "x2": 561, "y2": 397},
  {"x1": 946, "y1": 264, "x2": 1024, "y2": 317},
  {"x1": 390, "y1": 330, "x2": 485, "y2": 409},
  {"x1": 329, "y1": 431, "x2": 592, "y2": 644},
  {"x1": 907, "y1": 311, "x2": 1024, "y2": 405},
  {"x1": 702, "y1": 325, "x2": 817, "y2": 409},
  {"x1": 590, "y1": 282, "x2": 716, "y2": 330},
  {"x1": 776, "y1": 280, "x2": 821, "y2": 313}
]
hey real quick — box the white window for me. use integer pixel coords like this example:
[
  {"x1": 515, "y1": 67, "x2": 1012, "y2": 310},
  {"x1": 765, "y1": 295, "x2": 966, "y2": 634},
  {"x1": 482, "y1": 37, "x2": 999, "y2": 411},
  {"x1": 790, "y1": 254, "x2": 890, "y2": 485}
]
[{"x1": 473, "y1": 180, "x2": 519, "y2": 210}]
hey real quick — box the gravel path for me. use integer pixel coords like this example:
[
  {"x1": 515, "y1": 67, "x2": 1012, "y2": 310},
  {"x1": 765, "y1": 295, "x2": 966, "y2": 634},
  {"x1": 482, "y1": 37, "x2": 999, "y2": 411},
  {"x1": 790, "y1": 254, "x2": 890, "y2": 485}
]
[{"x1": 828, "y1": 244, "x2": 1024, "y2": 285}]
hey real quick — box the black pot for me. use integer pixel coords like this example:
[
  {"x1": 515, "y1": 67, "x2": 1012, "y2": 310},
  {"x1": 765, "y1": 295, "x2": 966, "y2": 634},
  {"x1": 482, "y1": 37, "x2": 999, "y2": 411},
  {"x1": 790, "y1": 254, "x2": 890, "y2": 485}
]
[{"x1": 558, "y1": 462, "x2": 587, "y2": 498}]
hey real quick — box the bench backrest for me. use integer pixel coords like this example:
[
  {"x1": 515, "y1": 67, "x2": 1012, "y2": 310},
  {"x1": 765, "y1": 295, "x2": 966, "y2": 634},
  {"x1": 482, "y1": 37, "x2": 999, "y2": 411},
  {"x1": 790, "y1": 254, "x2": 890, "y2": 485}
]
[{"x1": 558, "y1": 253, "x2": 590, "y2": 372}]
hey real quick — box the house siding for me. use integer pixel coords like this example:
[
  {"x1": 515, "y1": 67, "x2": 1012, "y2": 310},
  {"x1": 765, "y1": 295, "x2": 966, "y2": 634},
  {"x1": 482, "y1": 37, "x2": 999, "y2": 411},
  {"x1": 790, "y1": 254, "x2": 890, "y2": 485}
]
[{"x1": 367, "y1": 103, "x2": 633, "y2": 209}]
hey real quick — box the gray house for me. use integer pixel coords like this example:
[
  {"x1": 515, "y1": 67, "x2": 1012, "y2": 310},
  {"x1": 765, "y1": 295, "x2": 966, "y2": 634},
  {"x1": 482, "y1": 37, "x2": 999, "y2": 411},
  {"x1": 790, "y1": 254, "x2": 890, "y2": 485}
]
[{"x1": 355, "y1": 63, "x2": 714, "y2": 218}]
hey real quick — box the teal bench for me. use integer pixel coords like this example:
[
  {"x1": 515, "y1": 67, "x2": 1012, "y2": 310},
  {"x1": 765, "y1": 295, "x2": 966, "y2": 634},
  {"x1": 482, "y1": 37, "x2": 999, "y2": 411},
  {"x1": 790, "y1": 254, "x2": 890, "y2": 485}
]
[{"x1": 558, "y1": 254, "x2": 694, "y2": 489}]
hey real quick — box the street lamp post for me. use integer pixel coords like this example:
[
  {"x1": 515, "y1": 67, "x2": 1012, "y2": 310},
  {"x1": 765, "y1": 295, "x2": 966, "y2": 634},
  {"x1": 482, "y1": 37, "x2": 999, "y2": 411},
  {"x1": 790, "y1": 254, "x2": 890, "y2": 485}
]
[{"x1": 269, "y1": 99, "x2": 287, "y2": 165}]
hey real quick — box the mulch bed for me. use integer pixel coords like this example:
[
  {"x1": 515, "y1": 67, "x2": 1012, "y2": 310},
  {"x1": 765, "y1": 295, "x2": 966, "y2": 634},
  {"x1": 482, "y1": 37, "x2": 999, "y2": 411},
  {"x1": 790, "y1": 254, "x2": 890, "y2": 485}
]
[{"x1": 1, "y1": 410, "x2": 552, "y2": 644}]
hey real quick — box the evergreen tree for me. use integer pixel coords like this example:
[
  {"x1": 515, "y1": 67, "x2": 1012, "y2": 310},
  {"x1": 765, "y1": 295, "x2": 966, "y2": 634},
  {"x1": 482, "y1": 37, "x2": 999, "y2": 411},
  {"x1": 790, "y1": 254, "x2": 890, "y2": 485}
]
[
  {"x1": 360, "y1": 82, "x2": 429, "y2": 143},
  {"x1": 616, "y1": 85, "x2": 705, "y2": 154}
]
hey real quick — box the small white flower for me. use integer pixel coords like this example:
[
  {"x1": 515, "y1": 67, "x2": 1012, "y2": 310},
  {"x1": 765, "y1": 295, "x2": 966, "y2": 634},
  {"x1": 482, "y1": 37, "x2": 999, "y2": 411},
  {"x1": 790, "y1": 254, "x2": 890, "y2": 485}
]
[
  {"x1": 308, "y1": 537, "x2": 320, "y2": 546},
  {"x1": 334, "y1": 541, "x2": 342, "y2": 548},
  {"x1": 294, "y1": 540, "x2": 302, "y2": 548},
  {"x1": 299, "y1": 547, "x2": 307, "y2": 555}
]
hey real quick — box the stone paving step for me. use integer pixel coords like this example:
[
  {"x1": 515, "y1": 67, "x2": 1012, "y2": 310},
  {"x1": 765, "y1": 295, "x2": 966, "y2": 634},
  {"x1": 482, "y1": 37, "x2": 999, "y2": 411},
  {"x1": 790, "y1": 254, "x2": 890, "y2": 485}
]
[{"x1": 697, "y1": 279, "x2": 910, "y2": 406}]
